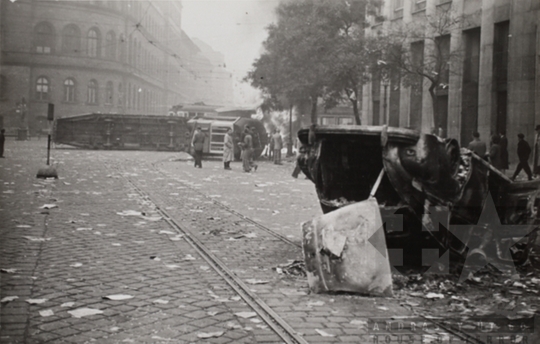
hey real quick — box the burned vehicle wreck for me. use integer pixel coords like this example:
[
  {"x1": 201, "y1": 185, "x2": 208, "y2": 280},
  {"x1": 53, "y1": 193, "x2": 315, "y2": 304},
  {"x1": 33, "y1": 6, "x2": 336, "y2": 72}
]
[{"x1": 297, "y1": 125, "x2": 540, "y2": 276}]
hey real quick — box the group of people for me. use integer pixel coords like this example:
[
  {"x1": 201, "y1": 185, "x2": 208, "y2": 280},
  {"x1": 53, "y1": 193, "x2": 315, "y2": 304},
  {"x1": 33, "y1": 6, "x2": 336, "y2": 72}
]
[
  {"x1": 191, "y1": 125, "x2": 259, "y2": 173},
  {"x1": 467, "y1": 128, "x2": 540, "y2": 181},
  {"x1": 266, "y1": 129, "x2": 283, "y2": 165}
]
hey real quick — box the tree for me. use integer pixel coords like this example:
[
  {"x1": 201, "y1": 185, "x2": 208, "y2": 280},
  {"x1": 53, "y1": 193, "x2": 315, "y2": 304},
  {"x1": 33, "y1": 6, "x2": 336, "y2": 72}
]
[{"x1": 373, "y1": 7, "x2": 464, "y2": 130}]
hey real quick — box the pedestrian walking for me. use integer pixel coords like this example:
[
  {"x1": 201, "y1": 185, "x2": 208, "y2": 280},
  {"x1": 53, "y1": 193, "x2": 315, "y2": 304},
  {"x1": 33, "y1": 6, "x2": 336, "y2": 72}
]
[
  {"x1": 272, "y1": 129, "x2": 282, "y2": 164},
  {"x1": 223, "y1": 127, "x2": 233, "y2": 170},
  {"x1": 191, "y1": 127, "x2": 205, "y2": 168},
  {"x1": 267, "y1": 132, "x2": 274, "y2": 160},
  {"x1": 533, "y1": 125, "x2": 540, "y2": 177},
  {"x1": 499, "y1": 131, "x2": 509, "y2": 173},
  {"x1": 511, "y1": 133, "x2": 533, "y2": 181},
  {"x1": 489, "y1": 134, "x2": 503, "y2": 170},
  {"x1": 242, "y1": 127, "x2": 257, "y2": 172},
  {"x1": 467, "y1": 132, "x2": 487, "y2": 158},
  {"x1": 0, "y1": 129, "x2": 5, "y2": 158}
]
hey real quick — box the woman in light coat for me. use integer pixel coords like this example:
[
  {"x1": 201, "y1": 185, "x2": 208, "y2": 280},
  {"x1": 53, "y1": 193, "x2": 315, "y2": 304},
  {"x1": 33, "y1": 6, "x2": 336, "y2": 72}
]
[{"x1": 223, "y1": 127, "x2": 234, "y2": 170}]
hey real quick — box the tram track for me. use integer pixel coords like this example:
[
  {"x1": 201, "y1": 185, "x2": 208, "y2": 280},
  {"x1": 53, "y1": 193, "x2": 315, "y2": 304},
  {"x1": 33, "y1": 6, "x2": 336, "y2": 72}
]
[
  {"x1": 111, "y1": 158, "x2": 487, "y2": 344},
  {"x1": 113, "y1": 166, "x2": 309, "y2": 344}
]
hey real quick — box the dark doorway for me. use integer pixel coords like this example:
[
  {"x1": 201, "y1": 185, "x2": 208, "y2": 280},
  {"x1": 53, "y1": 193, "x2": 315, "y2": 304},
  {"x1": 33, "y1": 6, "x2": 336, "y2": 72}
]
[{"x1": 460, "y1": 28, "x2": 481, "y2": 145}]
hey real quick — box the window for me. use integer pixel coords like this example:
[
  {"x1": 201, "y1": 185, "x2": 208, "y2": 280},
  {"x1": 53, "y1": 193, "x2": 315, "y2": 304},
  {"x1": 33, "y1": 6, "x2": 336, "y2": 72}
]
[
  {"x1": 87, "y1": 79, "x2": 98, "y2": 104},
  {"x1": 413, "y1": 0, "x2": 427, "y2": 12},
  {"x1": 320, "y1": 117, "x2": 334, "y2": 125},
  {"x1": 105, "y1": 81, "x2": 113, "y2": 105},
  {"x1": 34, "y1": 22, "x2": 55, "y2": 54},
  {"x1": 87, "y1": 28, "x2": 100, "y2": 57},
  {"x1": 338, "y1": 117, "x2": 354, "y2": 125},
  {"x1": 36, "y1": 77, "x2": 49, "y2": 100},
  {"x1": 105, "y1": 31, "x2": 116, "y2": 59},
  {"x1": 118, "y1": 82, "x2": 124, "y2": 107},
  {"x1": 64, "y1": 78, "x2": 76, "y2": 102},
  {"x1": 62, "y1": 24, "x2": 81, "y2": 54}
]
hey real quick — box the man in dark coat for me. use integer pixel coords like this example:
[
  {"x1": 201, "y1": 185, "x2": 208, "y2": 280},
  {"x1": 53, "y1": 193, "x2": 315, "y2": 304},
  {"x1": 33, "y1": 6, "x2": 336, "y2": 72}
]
[
  {"x1": 191, "y1": 127, "x2": 205, "y2": 168},
  {"x1": 511, "y1": 133, "x2": 533, "y2": 181},
  {"x1": 468, "y1": 132, "x2": 487, "y2": 158}
]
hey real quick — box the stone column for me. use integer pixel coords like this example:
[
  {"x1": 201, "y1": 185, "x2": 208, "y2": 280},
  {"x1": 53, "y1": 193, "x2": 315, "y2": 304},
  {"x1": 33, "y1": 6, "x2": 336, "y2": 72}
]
[
  {"x1": 477, "y1": 0, "x2": 495, "y2": 143},
  {"x1": 447, "y1": 0, "x2": 465, "y2": 143}
]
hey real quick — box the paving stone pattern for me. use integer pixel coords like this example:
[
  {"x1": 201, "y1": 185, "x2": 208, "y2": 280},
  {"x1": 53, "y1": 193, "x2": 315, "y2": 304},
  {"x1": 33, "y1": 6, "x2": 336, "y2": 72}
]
[
  {"x1": 1, "y1": 141, "x2": 467, "y2": 344},
  {"x1": 1, "y1": 142, "x2": 282, "y2": 344}
]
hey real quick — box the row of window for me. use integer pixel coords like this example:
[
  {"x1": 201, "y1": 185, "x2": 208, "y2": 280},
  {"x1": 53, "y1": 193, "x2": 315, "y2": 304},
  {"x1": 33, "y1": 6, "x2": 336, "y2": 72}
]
[
  {"x1": 319, "y1": 117, "x2": 355, "y2": 125},
  {"x1": 33, "y1": 76, "x2": 161, "y2": 113},
  {"x1": 35, "y1": 76, "x2": 111, "y2": 105},
  {"x1": 34, "y1": 22, "x2": 163, "y2": 76}
]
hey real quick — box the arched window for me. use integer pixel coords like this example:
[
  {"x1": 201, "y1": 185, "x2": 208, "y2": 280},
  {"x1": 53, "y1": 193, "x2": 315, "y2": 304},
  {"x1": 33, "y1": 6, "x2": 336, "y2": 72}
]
[
  {"x1": 105, "y1": 31, "x2": 116, "y2": 59},
  {"x1": 87, "y1": 79, "x2": 98, "y2": 104},
  {"x1": 87, "y1": 28, "x2": 100, "y2": 57},
  {"x1": 62, "y1": 24, "x2": 80, "y2": 54},
  {"x1": 105, "y1": 81, "x2": 113, "y2": 105},
  {"x1": 36, "y1": 76, "x2": 49, "y2": 100},
  {"x1": 64, "y1": 78, "x2": 76, "y2": 102},
  {"x1": 34, "y1": 22, "x2": 55, "y2": 54}
]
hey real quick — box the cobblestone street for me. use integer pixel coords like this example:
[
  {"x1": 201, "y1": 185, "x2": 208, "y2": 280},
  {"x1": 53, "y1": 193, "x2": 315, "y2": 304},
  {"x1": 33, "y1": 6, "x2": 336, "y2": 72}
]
[{"x1": 2, "y1": 139, "x2": 474, "y2": 343}]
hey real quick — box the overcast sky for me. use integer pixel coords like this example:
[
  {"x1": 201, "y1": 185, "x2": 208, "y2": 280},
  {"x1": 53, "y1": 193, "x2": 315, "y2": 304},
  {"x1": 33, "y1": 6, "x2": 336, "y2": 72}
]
[{"x1": 181, "y1": 0, "x2": 280, "y2": 106}]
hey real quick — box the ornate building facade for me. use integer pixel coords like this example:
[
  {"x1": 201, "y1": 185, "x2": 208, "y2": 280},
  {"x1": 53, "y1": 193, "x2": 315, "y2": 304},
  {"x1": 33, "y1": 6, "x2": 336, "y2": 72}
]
[
  {"x1": 362, "y1": 0, "x2": 540, "y2": 162},
  {"x1": 0, "y1": 0, "x2": 233, "y2": 135}
]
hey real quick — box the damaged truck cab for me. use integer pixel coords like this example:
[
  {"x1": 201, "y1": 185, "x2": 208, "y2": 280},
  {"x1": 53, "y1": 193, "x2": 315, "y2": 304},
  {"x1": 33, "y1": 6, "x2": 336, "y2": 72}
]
[{"x1": 297, "y1": 125, "x2": 540, "y2": 269}]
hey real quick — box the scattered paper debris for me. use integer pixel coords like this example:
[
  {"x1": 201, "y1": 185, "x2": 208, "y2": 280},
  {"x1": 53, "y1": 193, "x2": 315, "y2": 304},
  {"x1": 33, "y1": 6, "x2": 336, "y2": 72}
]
[
  {"x1": 425, "y1": 293, "x2": 445, "y2": 299},
  {"x1": 159, "y1": 230, "x2": 175, "y2": 235},
  {"x1": 197, "y1": 331, "x2": 225, "y2": 339},
  {"x1": 68, "y1": 308, "x2": 104, "y2": 318},
  {"x1": 200, "y1": 266, "x2": 210, "y2": 271},
  {"x1": 350, "y1": 319, "x2": 368, "y2": 326},
  {"x1": 40, "y1": 204, "x2": 57, "y2": 209},
  {"x1": 315, "y1": 329, "x2": 335, "y2": 337},
  {"x1": 26, "y1": 299, "x2": 47, "y2": 304},
  {"x1": 182, "y1": 254, "x2": 196, "y2": 261},
  {"x1": 376, "y1": 306, "x2": 389, "y2": 311},
  {"x1": 61, "y1": 302, "x2": 74, "y2": 307},
  {"x1": 103, "y1": 295, "x2": 133, "y2": 301},
  {"x1": 76, "y1": 227, "x2": 93, "y2": 231},
  {"x1": 70, "y1": 263, "x2": 83, "y2": 268},
  {"x1": 16, "y1": 225, "x2": 32, "y2": 228},
  {"x1": 250, "y1": 318, "x2": 262, "y2": 323},
  {"x1": 110, "y1": 327, "x2": 120, "y2": 332},
  {"x1": 1, "y1": 268, "x2": 17, "y2": 274},
  {"x1": 245, "y1": 279, "x2": 269, "y2": 285},
  {"x1": 207, "y1": 311, "x2": 218, "y2": 316},
  {"x1": 153, "y1": 299, "x2": 169, "y2": 304},
  {"x1": 165, "y1": 264, "x2": 180, "y2": 269},
  {"x1": 169, "y1": 235, "x2": 184, "y2": 241},
  {"x1": 150, "y1": 256, "x2": 161, "y2": 261},
  {"x1": 307, "y1": 301, "x2": 325, "y2": 307},
  {"x1": 227, "y1": 322, "x2": 243, "y2": 329},
  {"x1": 235, "y1": 311, "x2": 257, "y2": 319},
  {"x1": 111, "y1": 243, "x2": 121, "y2": 246},
  {"x1": 39, "y1": 310, "x2": 54, "y2": 317},
  {"x1": 1, "y1": 296, "x2": 18, "y2": 303}
]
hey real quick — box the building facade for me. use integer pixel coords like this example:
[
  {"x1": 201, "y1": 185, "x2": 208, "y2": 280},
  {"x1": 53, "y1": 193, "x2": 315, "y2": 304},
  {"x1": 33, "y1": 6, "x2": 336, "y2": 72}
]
[
  {"x1": 363, "y1": 0, "x2": 540, "y2": 163},
  {"x1": 0, "y1": 0, "x2": 233, "y2": 135}
]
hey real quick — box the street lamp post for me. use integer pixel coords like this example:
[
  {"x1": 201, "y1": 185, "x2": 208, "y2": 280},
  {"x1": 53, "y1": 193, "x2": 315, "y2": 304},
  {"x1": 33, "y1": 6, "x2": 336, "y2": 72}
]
[{"x1": 36, "y1": 103, "x2": 58, "y2": 179}]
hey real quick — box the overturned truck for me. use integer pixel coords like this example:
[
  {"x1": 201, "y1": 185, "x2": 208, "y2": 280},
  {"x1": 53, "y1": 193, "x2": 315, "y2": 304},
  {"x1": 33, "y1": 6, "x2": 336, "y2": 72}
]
[{"x1": 298, "y1": 125, "x2": 540, "y2": 283}]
